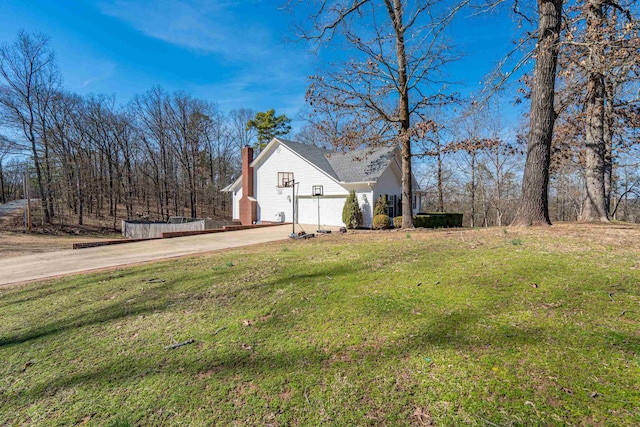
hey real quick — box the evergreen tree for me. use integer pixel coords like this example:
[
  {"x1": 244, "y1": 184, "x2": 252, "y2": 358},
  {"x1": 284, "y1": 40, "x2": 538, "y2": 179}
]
[
  {"x1": 373, "y1": 195, "x2": 389, "y2": 216},
  {"x1": 342, "y1": 190, "x2": 363, "y2": 229},
  {"x1": 245, "y1": 109, "x2": 291, "y2": 151}
]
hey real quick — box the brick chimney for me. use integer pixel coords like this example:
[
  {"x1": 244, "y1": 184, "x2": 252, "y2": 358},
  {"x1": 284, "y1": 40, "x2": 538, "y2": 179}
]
[{"x1": 239, "y1": 145, "x2": 257, "y2": 225}]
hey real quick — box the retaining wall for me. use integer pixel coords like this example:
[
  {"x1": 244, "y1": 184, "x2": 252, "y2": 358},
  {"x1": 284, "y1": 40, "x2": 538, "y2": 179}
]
[
  {"x1": 122, "y1": 219, "x2": 241, "y2": 239},
  {"x1": 122, "y1": 220, "x2": 205, "y2": 239}
]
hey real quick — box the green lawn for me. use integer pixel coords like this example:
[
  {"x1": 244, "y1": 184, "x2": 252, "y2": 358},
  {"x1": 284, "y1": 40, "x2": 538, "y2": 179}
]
[{"x1": 1, "y1": 225, "x2": 639, "y2": 426}]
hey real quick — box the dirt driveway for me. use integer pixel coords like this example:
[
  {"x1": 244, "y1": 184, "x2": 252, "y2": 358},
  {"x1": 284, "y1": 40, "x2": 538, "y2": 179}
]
[{"x1": 0, "y1": 225, "x2": 298, "y2": 287}]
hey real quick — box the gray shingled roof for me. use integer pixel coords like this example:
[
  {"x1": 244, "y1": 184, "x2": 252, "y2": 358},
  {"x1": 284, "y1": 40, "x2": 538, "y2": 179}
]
[
  {"x1": 277, "y1": 139, "x2": 338, "y2": 180},
  {"x1": 277, "y1": 139, "x2": 397, "y2": 184},
  {"x1": 326, "y1": 145, "x2": 397, "y2": 183}
]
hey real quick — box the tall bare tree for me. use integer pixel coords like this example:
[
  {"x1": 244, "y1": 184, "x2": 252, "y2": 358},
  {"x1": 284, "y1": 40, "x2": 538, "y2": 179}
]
[
  {"x1": 0, "y1": 134, "x2": 19, "y2": 203},
  {"x1": 511, "y1": 0, "x2": 564, "y2": 226},
  {"x1": 580, "y1": 0, "x2": 610, "y2": 221},
  {"x1": 228, "y1": 108, "x2": 255, "y2": 152},
  {"x1": 293, "y1": 0, "x2": 465, "y2": 228},
  {"x1": 0, "y1": 31, "x2": 61, "y2": 223},
  {"x1": 547, "y1": 0, "x2": 638, "y2": 223},
  {"x1": 558, "y1": 0, "x2": 638, "y2": 221}
]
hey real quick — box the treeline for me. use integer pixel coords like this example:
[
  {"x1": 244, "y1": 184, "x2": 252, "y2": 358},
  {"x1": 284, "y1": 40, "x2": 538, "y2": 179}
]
[
  {"x1": 0, "y1": 31, "x2": 257, "y2": 229},
  {"x1": 2, "y1": 0, "x2": 639, "y2": 232}
]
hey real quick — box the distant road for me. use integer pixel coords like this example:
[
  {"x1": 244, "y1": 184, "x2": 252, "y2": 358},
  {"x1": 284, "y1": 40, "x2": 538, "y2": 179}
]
[{"x1": 0, "y1": 199, "x2": 30, "y2": 218}]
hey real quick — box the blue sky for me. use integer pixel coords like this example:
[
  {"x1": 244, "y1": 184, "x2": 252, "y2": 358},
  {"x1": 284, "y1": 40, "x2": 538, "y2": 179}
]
[{"x1": 0, "y1": 0, "x2": 527, "y2": 128}]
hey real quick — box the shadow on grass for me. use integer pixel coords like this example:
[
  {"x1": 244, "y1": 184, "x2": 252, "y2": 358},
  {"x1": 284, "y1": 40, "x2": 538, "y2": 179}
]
[
  {"x1": 0, "y1": 261, "x2": 356, "y2": 349},
  {"x1": 0, "y1": 280, "x2": 177, "y2": 347},
  {"x1": 6, "y1": 304, "x2": 552, "y2": 405},
  {"x1": 0, "y1": 281, "x2": 81, "y2": 308},
  {"x1": 5, "y1": 249, "x2": 635, "y2": 411},
  {"x1": 0, "y1": 270, "x2": 140, "y2": 309}
]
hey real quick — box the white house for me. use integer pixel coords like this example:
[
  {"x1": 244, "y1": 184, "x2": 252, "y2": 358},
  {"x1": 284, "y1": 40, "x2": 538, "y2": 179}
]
[{"x1": 222, "y1": 138, "x2": 422, "y2": 228}]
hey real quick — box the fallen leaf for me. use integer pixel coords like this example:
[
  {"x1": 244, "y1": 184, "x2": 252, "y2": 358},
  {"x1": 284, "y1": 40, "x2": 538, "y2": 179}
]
[{"x1": 413, "y1": 407, "x2": 434, "y2": 426}]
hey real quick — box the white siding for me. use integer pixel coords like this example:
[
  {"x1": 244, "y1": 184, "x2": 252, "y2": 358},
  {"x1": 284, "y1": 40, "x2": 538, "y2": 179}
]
[
  {"x1": 374, "y1": 161, "x2": 402, "y2": 200},
  {"x1": 297, "y1": 196, "x2": 348, "y2": 227},
  {"x1": 231, "y1": 187, "x2": 242, "y2": 220},
  {"x1": 372, "y1": 161, "x2": 402, "y2": 218},
  {"x1": 255, "y1": 143, "x2": 348, "y2": 224},
  {"x1": 357, "y1": 189, "x2": 374, "y2": 228},
  {"x1": 342, "y1": 183, "x2": 374, "y2": 228},
  {"x1": 413, "y1": 193, "x2": 422, "y2": 215}
]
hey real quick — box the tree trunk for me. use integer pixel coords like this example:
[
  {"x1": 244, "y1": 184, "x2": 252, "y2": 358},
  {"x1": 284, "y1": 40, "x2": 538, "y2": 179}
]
[
  {"x1": 603, "y1": 79, "x2": 614, "y2": 216},
  {"x1": 581, "y1": 0, "x2": 608, "y2": 222},
  {"x1": 31, "y1": 134, "x2": 50, "y2": 224},
  {"x1": 0, "y1": 160, "x2": 5, "y2": 203},
  {"x1": 436, "y1": 129, "x2": 444, "y2": 212},
  {"x1": 510, "y1": 0, "x2": 563, "y2": 226},
  {"x1": 74, "y1": 155, "x2": 83, "y2": 226},
  {"x1": 387, "y1": 0, "x2": 414, "y2": 229},
  {"x1": 470, "y1": 150, "x2": 476, "y2": 227},
  {"x1": 494, "y1": 147, "x2": 503, "y2": 226}
]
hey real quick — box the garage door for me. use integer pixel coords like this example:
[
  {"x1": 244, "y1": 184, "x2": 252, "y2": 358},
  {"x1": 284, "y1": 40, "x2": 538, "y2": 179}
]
[{"x1": 297, "y1": 197, "x2": 346, "y2": 227}]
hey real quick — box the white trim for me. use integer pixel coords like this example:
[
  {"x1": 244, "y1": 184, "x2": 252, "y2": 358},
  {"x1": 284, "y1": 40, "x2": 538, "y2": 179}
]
[
  {"x1": 341, "y1": 181, "x2": 377, "y2": 186},
  {"x1": 222, "y1": 176, "x2": 242, "y2": 192}
]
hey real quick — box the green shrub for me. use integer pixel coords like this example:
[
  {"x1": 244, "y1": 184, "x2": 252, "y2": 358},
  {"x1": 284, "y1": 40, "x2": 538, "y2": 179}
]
[
  {"x1": 372, "y1": 214, "x2": 391, "y2": 230},
  {"x1": 373, "y1": 195, "x2": 389, "y2": 216},
  {"x1": 393, "y1": 216, "x2": 403, "y2": 228},
  {"x1": 413, "y1": 212, "x2": 463, "y2": 228},
  {"x1": 342, "y1": 190, "x2": 363, "y2": 229}
]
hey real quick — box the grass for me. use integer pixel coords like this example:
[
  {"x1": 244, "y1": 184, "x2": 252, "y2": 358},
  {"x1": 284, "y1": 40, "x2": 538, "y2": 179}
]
[{"x1": 1, "y1": 224, "x2": 639, "y2": 426}]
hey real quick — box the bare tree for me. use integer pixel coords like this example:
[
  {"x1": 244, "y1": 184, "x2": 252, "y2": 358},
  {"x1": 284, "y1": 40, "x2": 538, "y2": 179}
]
[
  {"x1": 574, "y1": 0, "x2": 636, "y2": 220},
  {"x1": 132, "y1": 87, "x2": 174, "y2": 220},
  {"x1": 580, "y1": 0, "x2": 609, "y2": 221},
  {"x1": 297, "y1": 103, "x2": 391, "y2": 150},
  {"x1": 166, "y1": 92, "x2": 205, "y2": 218},
  {"x1": 511, "y1": 0, "x2": 564, "y2": 226},
  {"x1": 228, "y1": 108, "x2": 255, "y2": 152},
  {"x1": 0, "y1": 134, "x2": 19, "y2": 203},
  {"x1": 0, "y1": 30, "x2": 61, "y2": 224},
  {"x1": 293, "y1": 0, "x2": 466, "y2": 228}
]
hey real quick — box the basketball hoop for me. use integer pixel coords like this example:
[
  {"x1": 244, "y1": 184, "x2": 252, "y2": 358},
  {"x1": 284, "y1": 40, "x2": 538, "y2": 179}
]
[
  {"x1": 313, "y1": 185, "x2": 330, "y2": 234},
  {"x1": 276, "y1": 186, "x2": 283, "y2": 195}
]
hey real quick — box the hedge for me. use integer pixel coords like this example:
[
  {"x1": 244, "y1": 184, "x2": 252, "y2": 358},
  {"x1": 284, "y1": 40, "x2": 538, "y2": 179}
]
[{"x1": 413, "y1": 212, "x2": 463, "y2": 228}]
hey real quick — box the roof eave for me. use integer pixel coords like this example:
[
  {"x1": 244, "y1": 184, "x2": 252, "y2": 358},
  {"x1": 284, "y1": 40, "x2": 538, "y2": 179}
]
[
  {"x1": 341, "y1": 181, "x2": 378, "y2": 186},
  {"x1": 222, "y1": 176, "x2": 242, "y2": 192}
]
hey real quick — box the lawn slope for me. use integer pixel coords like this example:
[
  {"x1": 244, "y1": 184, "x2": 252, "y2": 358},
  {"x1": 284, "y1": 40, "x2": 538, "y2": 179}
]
[{"x1": 1, "y1": 224, "x2": 639, "y2": 426}]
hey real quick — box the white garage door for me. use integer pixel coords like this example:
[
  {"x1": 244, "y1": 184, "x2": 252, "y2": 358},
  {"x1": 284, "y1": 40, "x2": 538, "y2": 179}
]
[{"x1": 297, "y1": 197, "x2": 347, "y2": 227}]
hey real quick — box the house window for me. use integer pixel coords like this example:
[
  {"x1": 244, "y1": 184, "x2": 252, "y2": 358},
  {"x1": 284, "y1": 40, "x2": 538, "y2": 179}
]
[
  {"x1": 413, "y1": 195, "x2": 417, "y2": 210},
  {"x1": 386, "y1": 194, "x2": 397, "y2": 218},
  {"x1": 277, "y1": 172, "x2": 294, "y2": 187}
]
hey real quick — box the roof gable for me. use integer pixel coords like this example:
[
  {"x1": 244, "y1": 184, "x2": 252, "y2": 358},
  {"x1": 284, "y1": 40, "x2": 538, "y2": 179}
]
[{"x1": 276, "y1": 139, "x2": 338, "y2": 180}]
